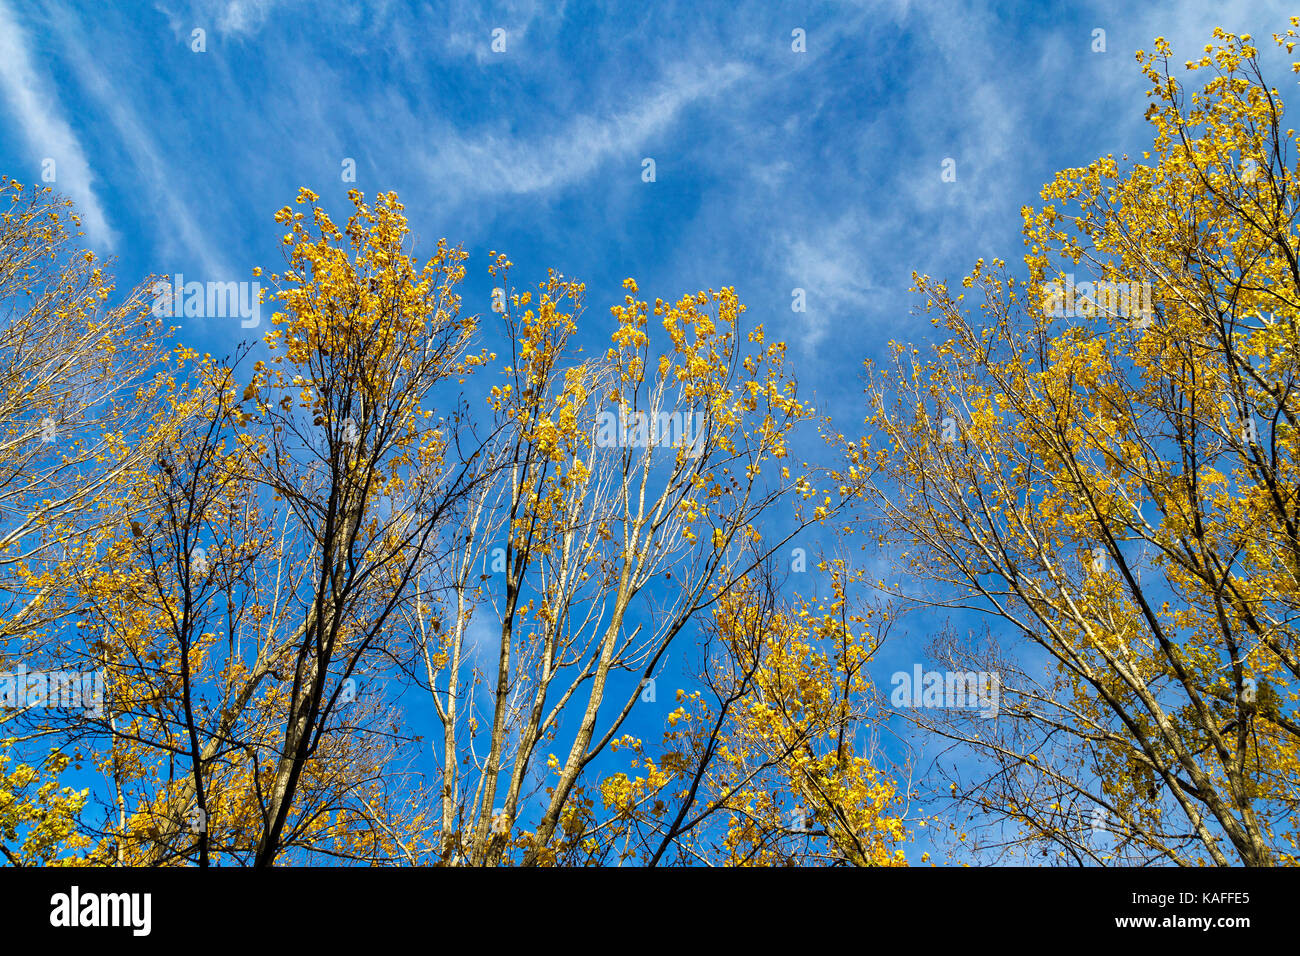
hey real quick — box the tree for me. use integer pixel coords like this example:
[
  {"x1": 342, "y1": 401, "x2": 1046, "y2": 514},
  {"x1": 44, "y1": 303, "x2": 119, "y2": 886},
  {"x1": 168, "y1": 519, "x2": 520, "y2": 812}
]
[
  {"x1": 68, "y1": 188, "x2": 487, "y2": 865},
  {"x1": 850, "y1": 25, "x2": 1300, "y2": 865},
  {"x1": 0, "y1": 178, "x2": 170, "y2": 654},
  {"x1": 413, "y1": 262, "x2": 836, "y2": 865},
  {"x1": 1, "y1": 182, "x2": 905, "y2": 867},
  {"x1": 0, "y1": 179, "x2": 170, "y2": 864},
  {"x1": 595, "y1": 558, "x2": 910, "y2": 866}
]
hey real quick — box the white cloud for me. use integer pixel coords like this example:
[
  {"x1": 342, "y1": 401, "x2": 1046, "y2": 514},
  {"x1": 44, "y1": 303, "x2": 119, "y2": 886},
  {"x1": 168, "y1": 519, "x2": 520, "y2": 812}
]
[
  {"x1": 213, "y1": 0, "x2": 279, "y2": 35},
  {"x1": 42, "y1": 3, "x2": 231, "y2": 277},
  {"x1": 781, "y1": 219, "x2": 879, "y2": 352},
  {"x1": 0, "y1": 0, "x2": 115, "y2": 249},
  {"x1": 443, "y1": 0, "x2": 563, "y2": 64},
  {"x1": 154, "y1": 0, "x2": 287, "y2": 38},
  {"x1": 419, "y1": 61, "x2": 750, "y2": 200}
]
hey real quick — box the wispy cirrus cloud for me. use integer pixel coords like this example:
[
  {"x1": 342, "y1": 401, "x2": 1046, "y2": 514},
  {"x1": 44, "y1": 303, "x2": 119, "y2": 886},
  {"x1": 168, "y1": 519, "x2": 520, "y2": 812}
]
[
  {"x1": 444, "y1": 0, "x2": 563, "y2": 64},
  {"x1": 780, "y1": 218, "x2": 879, "y2": 353},
  {"x1": 0, "y1": 0, "x2": 114, "y2": 249},
  {"x1": 43, "y1": 2, "x2": 231, "y2": 277},
  {"x1": 418, "y1": 60, "x2": 750, "y2": 202},
  {"x1": 154, "y1": 0, "x2": 291, "y2": 38}
]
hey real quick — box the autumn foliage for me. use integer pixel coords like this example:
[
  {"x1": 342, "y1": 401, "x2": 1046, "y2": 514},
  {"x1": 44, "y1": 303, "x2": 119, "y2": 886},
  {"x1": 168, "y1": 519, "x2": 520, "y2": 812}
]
[
  {"x1": 849, "y1": 25, "x2": 1300, "y2": 865},
  {"x1": 6, "y1": 23, "x2": 1300, "y2": 868}
]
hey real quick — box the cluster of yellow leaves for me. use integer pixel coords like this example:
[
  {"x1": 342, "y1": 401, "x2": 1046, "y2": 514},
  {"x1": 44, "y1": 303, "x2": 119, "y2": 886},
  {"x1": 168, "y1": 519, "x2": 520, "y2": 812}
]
[
  {"x1": 597, "y1": 570, "x2": 908, "y2": 866},
  {"x1": 0, "y1": 746, "x2": 94, "y2": 865}
]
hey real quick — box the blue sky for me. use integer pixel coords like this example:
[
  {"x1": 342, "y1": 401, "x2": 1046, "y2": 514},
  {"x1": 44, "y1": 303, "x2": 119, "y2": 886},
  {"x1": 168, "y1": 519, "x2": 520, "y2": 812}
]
[
  {"x1": 2, "y1": 0, "x2": 1296, "y2": 863},
  {"x1": 4, "y1": 0, "x2": 1290, "y2": 388}
]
